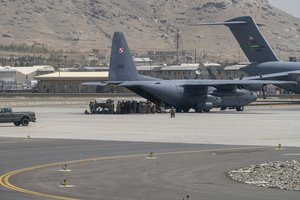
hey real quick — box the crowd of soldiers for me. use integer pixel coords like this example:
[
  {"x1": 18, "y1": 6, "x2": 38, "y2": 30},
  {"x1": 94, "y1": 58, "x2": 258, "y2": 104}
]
[{"x1": 87, "y1": 99, "x2": 165, "y2": 114}]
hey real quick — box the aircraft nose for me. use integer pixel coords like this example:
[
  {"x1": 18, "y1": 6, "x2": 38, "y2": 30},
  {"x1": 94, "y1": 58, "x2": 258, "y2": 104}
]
[
  {"x1": 251, "y1": 92, "x2": 257, "y2": 101},
  {"x1": 245, "y1": 91, "x2": 257, "y2": 104}
]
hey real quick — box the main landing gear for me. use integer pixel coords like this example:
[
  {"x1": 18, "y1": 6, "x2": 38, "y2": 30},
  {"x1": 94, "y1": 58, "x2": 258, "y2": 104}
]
[{"x1": 220, "y1": 106, "x2": 245, "y2": 112}]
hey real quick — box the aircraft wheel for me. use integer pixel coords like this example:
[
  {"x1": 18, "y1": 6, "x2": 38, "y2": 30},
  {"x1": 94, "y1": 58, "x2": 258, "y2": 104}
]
[
  {"x1": 14, "y1": 122, "x2": 21, "y2": 126},
  {"x1": 220, "y1": 107, "x2": 227, "y2": 111},
  {"x1": 203, "y1": 108, "x2": 210, "y2": 113},
  {"x1": 21, "y1": 118, "x2": 30, "y2": 126},
  {"x1": 194, "y1": 108, "x2": 202, "y2": 113},
  {"x1": 182, "y1": 108, "x2": 190, "y2": 113},
  {"x1": 236, "y1": 106, "x2": 244, "y2": 111}
]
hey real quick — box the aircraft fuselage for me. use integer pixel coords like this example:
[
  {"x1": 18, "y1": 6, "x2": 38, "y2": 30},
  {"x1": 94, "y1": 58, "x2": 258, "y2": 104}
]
[
  {"x1": 243, "y1": 61, "x2": 300, "y2": 75},
  {"x1": 126, "y1": 82, "x2": 257, "y2": 112},
  {"x1": 241, "y1": 61, "x2": 300, "y2": 94}
]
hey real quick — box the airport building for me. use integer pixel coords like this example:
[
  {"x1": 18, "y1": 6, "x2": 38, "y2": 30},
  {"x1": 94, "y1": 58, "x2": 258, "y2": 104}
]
[
  {"x1": 0, "y1": 65, "x2": 54, "y2": 91},
  {"x1": 35, "y1": 72, "x2": 109, "y2": 93}
]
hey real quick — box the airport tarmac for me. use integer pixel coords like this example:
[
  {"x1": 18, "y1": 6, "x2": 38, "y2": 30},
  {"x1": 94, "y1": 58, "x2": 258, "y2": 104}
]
[
  {"x1": 0, "y1": 104, "x2": 300, "y2": 147},
  {"x1": 0, "y1": 138, "x2": 300, "y2": 200},
  {"x1": 1, "y1": 104, "x2": 300, "y2": 199}
]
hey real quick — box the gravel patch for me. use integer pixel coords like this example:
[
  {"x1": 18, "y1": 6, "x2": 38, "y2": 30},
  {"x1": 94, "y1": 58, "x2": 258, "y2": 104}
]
[{"x1": 228, "y1": 160, "x2": 300, "y2": 191}]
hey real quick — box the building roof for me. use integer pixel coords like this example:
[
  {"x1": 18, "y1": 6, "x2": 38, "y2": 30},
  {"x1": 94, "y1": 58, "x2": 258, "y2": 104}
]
[
  {"x1": 0, "y1": 65, "x2": 54, "y2": 75},
  {"x1": 82, "y1": 66, "x2": 109, "y2": 71},
  {"x1": 203, "y1": 63, "x2": 222, "y2": 67},
  {"x1": 0, "y1": 66, "x2": 17, "y2": 72},
  {"x1": 224, "y1": 64, "x2": 248, "y2": 71},
  {"x1": 160, "y1": 66, "x2": 199, "y2": 71},
  {"x1": 35, "y1": 72, "x2": 108, "y2": 81},
  {"x1": 133, "y1": 57, "x2": 152, "y2": 62}
]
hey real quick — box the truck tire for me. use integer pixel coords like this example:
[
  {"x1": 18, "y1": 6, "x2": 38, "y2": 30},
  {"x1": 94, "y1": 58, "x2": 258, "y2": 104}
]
[
  {"x1": 14, "y1": 122, "x2": 21, "y2": 126},
  {"x1": 21, "y1": 118, "x2": 29, "y2": 126}
]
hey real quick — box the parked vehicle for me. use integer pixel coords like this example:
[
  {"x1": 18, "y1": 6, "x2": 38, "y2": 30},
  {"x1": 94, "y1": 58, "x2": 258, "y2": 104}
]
[{"x1": 0, "y1": 108, "x2": 36, "y2": 126}]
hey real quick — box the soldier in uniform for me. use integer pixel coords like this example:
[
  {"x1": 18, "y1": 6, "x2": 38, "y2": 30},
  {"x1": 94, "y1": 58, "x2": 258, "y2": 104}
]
[
  {"x1": 170, "y1": 107, "x2": 176, "y2": 118},
  {"x1": 89, "y1": 101, "x2": 94, "y2": 113}
]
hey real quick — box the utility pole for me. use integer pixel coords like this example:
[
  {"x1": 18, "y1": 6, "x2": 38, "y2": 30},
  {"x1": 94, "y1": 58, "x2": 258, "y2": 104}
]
[
  {"x1": 175, "y1": 30, "x2": 181, "y2": 65},
  {"x1": 194, "y1": 48, "x2": 197, "y2": 63}
]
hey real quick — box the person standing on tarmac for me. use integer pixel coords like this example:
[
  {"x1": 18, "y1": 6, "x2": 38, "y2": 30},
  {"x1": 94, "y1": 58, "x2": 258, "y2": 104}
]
[{"x1": 170, "y1": 107, "x2": 176, "y2": 118}]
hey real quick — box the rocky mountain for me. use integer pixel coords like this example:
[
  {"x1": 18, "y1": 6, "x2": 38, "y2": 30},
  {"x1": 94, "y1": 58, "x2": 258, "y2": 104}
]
[{"x1": 1, "y1": 0, "x2": 300, "y2": 62}]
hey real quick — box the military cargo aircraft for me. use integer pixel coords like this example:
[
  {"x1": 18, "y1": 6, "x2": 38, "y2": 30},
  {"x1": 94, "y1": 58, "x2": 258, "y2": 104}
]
[
  {"x1": 83, "y1": 32, "x2": 295, "y2": 112},
  {"x1": 199, "y1": 16, "x2": 300, "y2": 94}
]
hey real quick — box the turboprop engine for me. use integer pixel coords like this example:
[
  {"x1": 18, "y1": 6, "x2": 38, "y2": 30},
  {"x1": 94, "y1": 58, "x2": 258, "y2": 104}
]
[{"x1": 212, "y1": 89, "x2": 257, "y2": 111}]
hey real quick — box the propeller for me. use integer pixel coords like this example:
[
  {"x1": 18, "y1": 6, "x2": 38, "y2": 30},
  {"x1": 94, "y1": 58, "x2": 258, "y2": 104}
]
[
  {"x1": 195, "y1": 60, "x2": 205, "y2": 79},
  {"x1": 259, "y1": 71, "x2": 267, "y2": 99},
  {"x1": 262, "y1": 85, "x2": 267, "y2": 99},
  {"x1": 239, "y1": 74, "x2": 244, "y2": 80},
  {"x1": 207, "y1": 67, "x2": 217, "y2": 80},
  {"x1": 194, "y1": 69, "x2": 201, "y2": 79},
  {"x1": 195, "y1": 69, "x2": 201, "y2": 75}
]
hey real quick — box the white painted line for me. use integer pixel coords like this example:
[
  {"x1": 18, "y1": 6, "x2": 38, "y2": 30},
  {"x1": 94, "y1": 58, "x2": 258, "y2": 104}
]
[
  {"x1": 58, "y1": 169, "x2": 72, "y2": 172},
  {"x1": 246, "y1": 181, "x2": 268, "y2": 184},
  {"x1": 59, "y1": 185, "x2": 76, "y2": 188},
  {"x1": 146, "y1": 157, "x2": 157, "y2": 159},
  {"x1": 230, "y1": 170, "x2": 251, "y2": 173}
]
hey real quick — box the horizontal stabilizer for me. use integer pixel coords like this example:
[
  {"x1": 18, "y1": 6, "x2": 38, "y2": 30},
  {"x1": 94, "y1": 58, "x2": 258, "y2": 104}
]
[{"x1": 243, "y1": 70, "x2": 300, "y2": 80}]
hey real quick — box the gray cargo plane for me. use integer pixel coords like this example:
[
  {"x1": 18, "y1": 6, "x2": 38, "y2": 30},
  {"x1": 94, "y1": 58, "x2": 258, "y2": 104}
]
[
  {"x1": 200, "y1": 16, "x2": 300, "y2": 94},
  {"x1": 83, "y1": 32, "x2": 295, "y2": 112}
]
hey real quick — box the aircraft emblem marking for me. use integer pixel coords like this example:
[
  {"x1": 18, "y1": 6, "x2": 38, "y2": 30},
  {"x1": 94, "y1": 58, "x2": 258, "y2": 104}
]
[{"x1": 119, "y1": 48, "x2": 124, "y2": 54}]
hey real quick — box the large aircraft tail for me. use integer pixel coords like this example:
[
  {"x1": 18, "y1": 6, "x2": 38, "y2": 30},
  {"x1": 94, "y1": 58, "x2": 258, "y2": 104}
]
[
  {"x1": 200, "y1": 16, "x2": 279, "y2": 63},
  {"x1": 108, "y1": 32, "x2": 140, "y2": 81},
  {"x1": 225, "y1": 16, "x2": 279, "y2": 62}
]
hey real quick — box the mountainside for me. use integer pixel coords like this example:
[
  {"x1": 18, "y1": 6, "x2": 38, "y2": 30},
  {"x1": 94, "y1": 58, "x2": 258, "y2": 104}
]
[{"x1": 1, "y1": 0, "x2": 300, "y2": 62}]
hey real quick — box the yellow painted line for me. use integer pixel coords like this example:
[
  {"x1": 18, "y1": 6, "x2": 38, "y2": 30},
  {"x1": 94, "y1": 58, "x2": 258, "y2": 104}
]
[{"x1": 0, "y1": 146, "x2": 269, "y2": 200}]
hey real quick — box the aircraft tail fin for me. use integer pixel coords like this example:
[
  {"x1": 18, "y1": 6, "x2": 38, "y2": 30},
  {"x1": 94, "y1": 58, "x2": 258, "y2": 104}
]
[
  {"x1": 199, "y1": 16, "x2": 279, "y2": 63},
  {"x1": 225, "y1": 16, "x2": 279, "y2": 62},
  {"x1": 108, "y1": 32, "x2": 140, "y2": 81}
]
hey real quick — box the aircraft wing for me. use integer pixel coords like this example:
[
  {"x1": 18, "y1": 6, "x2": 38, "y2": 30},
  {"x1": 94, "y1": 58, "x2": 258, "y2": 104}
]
[
  {"x1": 178, "y1": 79, "x2": 296, "y2": 85},
  {"x1": 82, "y1": 81, "x2": 159, "y2": 87},
  {"x1": 81, "y1": 81, "x2": 123, "y2": 86},
  {"x1": 83, "y1": 79, "x2": 296, "y2": 91},
  {"x1": 177, "y1": 80, "x2": 296, "y2": 90},
  {"x1": 242, "y1": 70, "x2": 300, "y2": 81},
  {"x1": 118, "y1": 79, "x2": 296, "y2": 91},
  {"x1": 120, "y1": 81, "x2": 164, "y2": 87}
]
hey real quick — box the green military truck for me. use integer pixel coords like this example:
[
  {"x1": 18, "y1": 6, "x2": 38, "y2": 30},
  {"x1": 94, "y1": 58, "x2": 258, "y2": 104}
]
[{"x1": 0, "y1": 108, "x2": 36, "y2": 126}]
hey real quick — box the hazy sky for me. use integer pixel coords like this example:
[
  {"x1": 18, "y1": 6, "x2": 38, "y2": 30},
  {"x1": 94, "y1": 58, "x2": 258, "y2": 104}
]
[{"x1": 268, "y1": 0, "x2": 300, "y2": 19}]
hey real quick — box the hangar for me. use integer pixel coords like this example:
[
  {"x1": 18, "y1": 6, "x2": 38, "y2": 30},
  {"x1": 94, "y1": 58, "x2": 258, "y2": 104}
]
[
  {"x1": 35, "y1": 72, "x2": 109, "y2": 93},
  {"x1": 0, "y1": 65, "x2": 54, "y2": 91}
]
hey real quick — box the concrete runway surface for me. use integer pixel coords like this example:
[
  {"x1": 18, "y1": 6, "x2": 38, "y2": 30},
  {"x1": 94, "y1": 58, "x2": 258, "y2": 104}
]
[
  {"x1": 0, "y1": 138, "x2": 300, "y2": 200},
  {"x1": 0, "y1": 105, "x2": 300, "y2": 146},
  {"x1": 1, "y1": 104, "x2": 300, "y2": 199}
]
